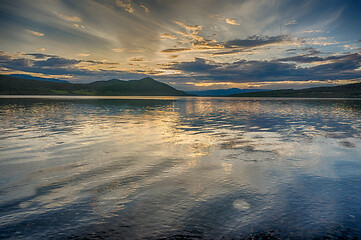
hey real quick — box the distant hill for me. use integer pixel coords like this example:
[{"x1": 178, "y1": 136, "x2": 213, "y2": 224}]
[
  {"x1": 9, "y1": 74, "x2": 69, "y2": 83},
  {"x1": 0, "y1": 75, "x2": 189, "y2": 96},
  {"x1": 228, "y1": 82, "x2": 361, "y2": 98},
  {"x1": 186, "y1": 88, "x2": 270, "y2": 96}
]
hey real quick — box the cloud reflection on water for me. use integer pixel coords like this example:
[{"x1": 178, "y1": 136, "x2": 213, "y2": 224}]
[{"x1": 0, "y1": 97, "x2": 361, "y2": 239}]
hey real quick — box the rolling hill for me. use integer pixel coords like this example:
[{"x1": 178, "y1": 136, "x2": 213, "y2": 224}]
[
  {"x1": 228, "y1": 82, "x2": 361, "y2": 98},
  {"x1": 0, "y1": 75, "x2": 189, "y2": 96}
]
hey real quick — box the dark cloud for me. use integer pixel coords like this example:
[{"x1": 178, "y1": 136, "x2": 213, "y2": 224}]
[
  {"x1": 200, "y1": 35, "x2": 295, "y2": 56},
  {"x1": 311, "y1": 53, "x2": 361, "y2": 72},
  {"x1": 171, "y1": 58, "x2": 216, "y2": 72},
  {"x1": 161, "y1": 48, "x2": 192, "y2": 53},
  {"x1": 24, "y1": 53, "x2": 57, "y2": 59},
  {"x1": 167, "y1": 57, "x2": 297, "y2": 81},
  {"x1": 166, "y1": 53, "x2": 361, "y2": 82},
  {"x1": 0, "y1": 51, "x2": 12, "y2": 61},
  {"x1": 0, "y1": 51, "x2": 146, "y2": 82},
  {"x1": 278, "y1": 55, "x2": 325, "y2": 63},
  {"x1": 224, "y1": 35, "x2": 290, "y2": 48},
  {"x1": 2, "y1": 48, "x2": 361, "y2": 86},
  {"x1": 34, "y1": 57, "x2": 81, "y2": 67},
  {"x1": 1, "y1": 53, "x2": 80, "y2": 70},
  {"x1": 129, "y1": 57, "x2": 144, "y2": 62},
  {"x1": 0, "y1": 52, "x2": 33, "y2": 68},
  {"x1": 279, "y1": 52, "x2": 361, "y2": 64},
  {"x1": 211, "y1": 49, "x2": 256, "y2": 55},
  {"x1": 300, "y1": 47, "x2": 322, "y2": 55},
  {"x1": 8, "y1": 58, "x2": 33, "y2": 67}
]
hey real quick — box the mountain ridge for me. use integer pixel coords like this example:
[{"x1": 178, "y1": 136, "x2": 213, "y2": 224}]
[
  {"x1": 228, "y1": 82, "x2": 361, "y2": 98},
  {"x1": 186, "y1": 88, "x2": 270, "y2": 96},
  {"x1": 0, "y1": 75, "x2": 189, "y2": 96},
  {"x1": 1, "y1": 74, "x2": 361, "y2": 98}
]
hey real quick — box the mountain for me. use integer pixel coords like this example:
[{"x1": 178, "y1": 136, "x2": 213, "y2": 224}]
[
  {"x1": 228, "y1": 82, "x2": 361, "y2": 98},
  {"x1": 186, "y1": 88, "x2": 270, "y2": 96},
  {"x1": 0, "y1": 75, "x2": 189, "y2": 96},
  {"x1": 9, "y1": 74, "x2": 69, "y2": 83}
]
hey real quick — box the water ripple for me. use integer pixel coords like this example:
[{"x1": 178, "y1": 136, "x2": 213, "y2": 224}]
[{"x1": 0, "y1": 97, "x2": 361, "y2": 239}]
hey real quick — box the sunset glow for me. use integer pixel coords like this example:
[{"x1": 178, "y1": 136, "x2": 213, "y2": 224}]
[{"x1": 1, "y1": 0, "x2": 361, "y2": 90}]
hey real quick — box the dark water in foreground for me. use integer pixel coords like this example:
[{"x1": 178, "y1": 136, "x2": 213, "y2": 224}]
[{"x1": 0, "y1": 96, "x2": 361, "y2": 239}]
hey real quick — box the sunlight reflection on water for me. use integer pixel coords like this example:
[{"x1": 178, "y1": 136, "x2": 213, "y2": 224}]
[{"x1": 0, "y1": 97, "x2": 361, "y2": 239}]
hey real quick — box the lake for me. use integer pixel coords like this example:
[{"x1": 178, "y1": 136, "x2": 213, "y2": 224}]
[{"x1": 0, "y1": 96, "x2": 361, "y2": 239}]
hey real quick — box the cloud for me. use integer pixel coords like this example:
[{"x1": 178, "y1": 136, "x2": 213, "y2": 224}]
[
  {"x1": 139, "y1": 4, "x2": 149, "y2": 13},
  {"x1": 167, "y1": 58, "x2": 297, "y2": 81},
  {"x1": 192, "y1": 40, "x2": 224, "y2": 50},
  {"x1": 285, "y1": 19, "x2": 297, "y2": 25},
  {"x1": 279, "y1": 52, "x2": 360, "y2": 64},
  {"x1": 169, "y1": 58, "x2": 216, "y2": 72},
  {"x1": 300, "y1": 47, "x2": 322, "y2": 55},
  {"x1": 210, "y1": 49, "x2": 254, "y2": 55},
  {"x1": 116, "y1": 0, "x2": 134, "y2": 13},
  {"x1": 54, "y1": 12, "x2": 81, "y2": 22},
  {"x1": 302, "y1": 29, "x2": 323, "y2": 33},
  {"x1": 128, "y1": 57, "x2": 144, "y2": 62},
  {"x1": 311, "y1": 53, "x2": 361, "y2": 72},
  {"x1": 73, "y1": 24, "x2": 85, "y2": 29},
  {"x1": 161, "y1": 33, "x2": 177, "y2": 40},
  {"x1": 1, "y1": 0, "x2": 360, "y2": 88},
  {"x1": 25, "y1": 53, "x2": 56, "y2": 59},
  {"x1": 34, "y1": 57, "x2": 81, "y2": 67},
  {"x1": 0, "y1": 51, "x2": 146, "y2": 82},
  {"x1": 161, "y1": 48, "x2": 192, "y2": 53},
  {"x1": 77, "y1": 53, "x2": 90, "y2": 57},
  {"x1": 111, "y1": 48, "x2": 125, "y2": 52},
  {"x1": 164, "y1": 53, "x2": 361, "y2": 83},
  {"x1": 160, "y1": 34, "x2": 293, "y2": 56},
  {"x1": 0, "y1": 53, "x2": 79, "y2": 69},
  {"x1": 173, "y1": 20, "x2": 202, "y2": 31},
  {"x1": 0, "y1": 51, "x2": 13, "y2": 61},
  {"x1": 308, "y1": 37, "x2": 338, "y2": 46},
  {"x1": 224, "y1": 35, "x2": 291, "y2": 48},
  {"x1": 225, "y1": 18, "x2": 239, "y2": 25},
  {"x1": 26, "y1": 30, "x2": 44, "y2": 37},
  {"x1": 37, "y1": 48, "x2": 46, "y2": 52},
  {"x1": 286, "y1": 47, "x2": 321, "y2": 55},
  {"x1": 0, "y1": 52, "x2": 33, "y2": 68},
  {"x1": 278, "y1": 55, "x2": 325, "y2": 63}
]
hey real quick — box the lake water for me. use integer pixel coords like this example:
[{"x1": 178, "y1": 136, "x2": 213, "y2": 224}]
[{"x1": 0, "y1": 96, "x2": 361, "y2": 239}]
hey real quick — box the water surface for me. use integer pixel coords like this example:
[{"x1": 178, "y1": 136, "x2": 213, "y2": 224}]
[{"x1": 0, "y1": 96, "x2": 361, "y2": 239}]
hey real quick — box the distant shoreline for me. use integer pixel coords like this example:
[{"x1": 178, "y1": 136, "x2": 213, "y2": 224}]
[{"x1": 1, "y1": 95, "x2": 361, "y2": 101}]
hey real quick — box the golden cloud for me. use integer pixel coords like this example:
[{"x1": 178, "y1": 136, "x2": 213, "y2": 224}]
[
  {"x1": 77, "y1": 53, "x2": 90, "y2": 57},
  {"x1": 161, "y1": 33, "x2": 177, "y2": 40},
  {"x1": 73, "y1": 24, "x2": 85, "y2": 29},
  {"x1": 225, "y1": 18, "x2": 239, "y2": 25},
  {"x1": 139, "y1": 4, "x2": 149, "y2": 13},
  {"x1": 111, "y1": 48, "x2": 125, "y2": 52},
  {"x1": 26, "y1": 30, "x2": 44, "y2": 37},
  {"x1": 54, "y1": 12, "x2": 82, "y2": 22},
  {"x1": 173, "y1": 20, "x2": 202, "y2": 31},
  {"x1": 116, "y1": 0, "x2": 134, "y2": 13}
]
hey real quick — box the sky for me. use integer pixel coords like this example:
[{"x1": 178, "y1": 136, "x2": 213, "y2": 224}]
[{"x1": 0, "y1": 0, "x2": 361, "y2": 90}]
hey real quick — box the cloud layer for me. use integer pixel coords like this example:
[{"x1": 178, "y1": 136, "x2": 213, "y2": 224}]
[{"x1": 0, "y1": 0, "x2": 361, "y2": 89}]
